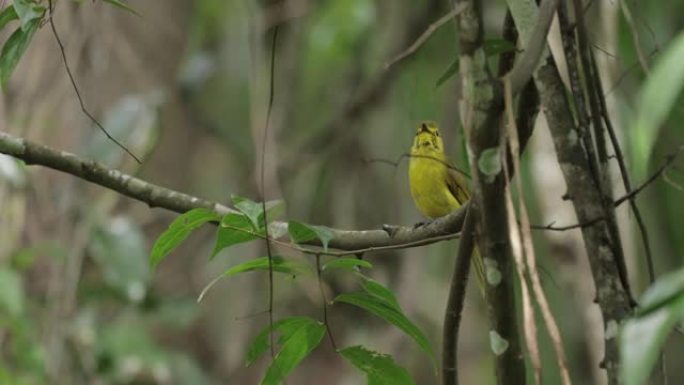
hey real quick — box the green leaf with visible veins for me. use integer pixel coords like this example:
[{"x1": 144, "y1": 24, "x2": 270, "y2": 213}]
[
  {"x1": 231, "y1": 195, "x2": 285, "y2": 230},
  {"x1": 12, "y1": 0, "x2": 45, "y2": 31},
  {"x1": 246, "y1": 317, "x2": 314, "y2": 366},
  {"x1": 360, "y1": 276, "x2": 401, "y2": 310},
  {"x1": 149, "y1": 208, "x2": 219, "y2": 267},
  {"x1": 288, "y1": 221, "x2": 334, "y2": 251},
  {"x1": 334, "y1": 290, "x2": 435, "y2": 367},
  {"x1": 254, "y1": 317, "x2": 325, "y2": 385},
  {"x1": 212, "y1": 213, "x2": 261, "y2": 258},
  {"x1": 0, "y1": 6, "x2": 18, "y2": 31},
  {"x1": 0, "y1": 19, "x2": 40, "y2": 88},
  {"x1": 322, "y1": 257, "x2": 372, "y2": 272},
  {"x1": 340, "y1": 346, "x2": 415, "y2": 385}
]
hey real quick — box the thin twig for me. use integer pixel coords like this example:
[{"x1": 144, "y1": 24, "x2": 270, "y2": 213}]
[
  {"x1": 591, "y1": 43, "x2": 617, "y2": 59},
  {"x1": 530, "y1": 149, "x2": 684, "y2": 232},
  {"x1": 441, "y1": 206, "x2": 475, "y2": 385},
  {"x1": 588, "y1": 48, "x2": 656, "y2": 284},
  {"x1": 315, "y1": 255, "x2": 337, "y2": 350},
  {"x1": 260, "y1": 25, "x2": 279, "y2": 360},
  {"x1": 530, "y1": 218, "x2": 604, "y2": 231},
  {"x1": 603, "y1": 49, "x2": 658, "y2": 97},
  {"x1": 572, "y1": 0, "x2": 636, "y2": 306},
  {"x1": 504, "y1": 156, "x2": 541, "y2": 385},
  {"x1": 614, "y1": 147, "x2": 684, "y2": 206},
  {"x1": 363, "y1": 153, "x2": 471, "y2": 178},
  {"x1": 47, "y1": 0, "x2": 142, "y2": 164},
  {"x1": 384, "y1": 4, "x2": 467, "y2": 70}
]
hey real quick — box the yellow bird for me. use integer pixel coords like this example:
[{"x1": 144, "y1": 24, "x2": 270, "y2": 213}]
[{"x1": 409, "y1": 121, "x2": 485, "y2": 289}]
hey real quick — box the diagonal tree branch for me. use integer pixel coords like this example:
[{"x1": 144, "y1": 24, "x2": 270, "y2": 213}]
[
  {"x1": 534, "y1": 52, "x2": 631, "y2": 385},
  {"x1": 507, "y1": 0, "x2": 560, "y2": 94},
  {"x1": 441, "y1": 205, "x2": 476, "y2": 385}
]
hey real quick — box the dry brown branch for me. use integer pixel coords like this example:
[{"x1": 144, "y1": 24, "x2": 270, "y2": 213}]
[
  {"x1": 504, "y1": 78, "x2": 572, "y2": 385},
  {"x1": 506, "y1": 0, "x2": 560, "y2": 94}
]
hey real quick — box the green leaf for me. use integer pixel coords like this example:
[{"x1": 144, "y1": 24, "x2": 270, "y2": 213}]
[
  {"x1": 246, "y1": 317, "x2": 314, "y2": 366},
  {"x1": 621, "y1": 294, "x2": 684, "y2": 385},
  {"x1": 435, "y1": 57, "x2": 459, "y2": 88},
  {"x1": 334, "y1": 292, "x2": 435, "y2": 366},
  {"x1": 339, "y1": 346, "x2": 415, "y2": 385},
  {"x1": 0, "y1": 6, "x2": 18, "y2": 31},
  {"x1": 232, "y1": 195, "x2": 263, "y2": 229},
  {"x1": 0, "y1": 267, "x2": 23, "y2": 317},
  {"x1": 360, "y1": 276, "x2": 400, "y2": 310},
  {"x1": 483, "y1": 38, "x2": 516, "y2": 56},
  {"x1": 261, "y1": 321, "x2": 325, "y2": 385},
  {"x1": 212, "y1": 213, "x2": 261, "y2": 258},
  {"x1": 637, "y1": 266, "x2": 684, "y2": 316},
  {"x1": 149, "y1": 208, "x2": 219, "y2": 267},
  {"x1": 632, "y1": 31, "x2": 684, "y2": 180},
  {"x1": 0, "y1": 19, "x2": 39, "y2": 88},
  {"x1": 322, "y1": 258, "x2": 372, "y2": 272},
  {"x1": 12, "y1": 0, "x2": 45, "y2": 31},
  {"x1": 102, "y1": 0, "x2": 140, "y2": 16},
  {"x1": 197, "y1": 256, "x2": 311, "y2": 302},
  {"x1": 288, "y1": 221, "x2": 334, "y2": 251},
  {"x1": 232, "y1": 195, "x2": 285, "y2": 230}
]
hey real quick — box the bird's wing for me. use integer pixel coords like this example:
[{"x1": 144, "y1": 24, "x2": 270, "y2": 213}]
[{"x1": 446, "y1": 168, "x2": 471, "y2": 205}]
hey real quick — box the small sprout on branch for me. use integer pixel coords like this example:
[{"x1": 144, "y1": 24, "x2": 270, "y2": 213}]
[
  {"x1": 478, "y1": 147, "x2": 502, "y2": 183},
  {"x1": 489, "y1": 330, "x2": 510, "y2": 356},
  {"x1": 484, "y1": 257, "x2": 502, "y2": 286}
]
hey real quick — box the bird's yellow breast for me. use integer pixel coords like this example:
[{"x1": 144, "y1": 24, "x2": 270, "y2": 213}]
[{"x1": 409, "y1": 154, "x2": 461, "y2": 219}]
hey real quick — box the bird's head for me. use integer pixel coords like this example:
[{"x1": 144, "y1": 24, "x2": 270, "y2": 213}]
[{"x1": 412, "y1": 121, "x2": 444, "y2": 154}]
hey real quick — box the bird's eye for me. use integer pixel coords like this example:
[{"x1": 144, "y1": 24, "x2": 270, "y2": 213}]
[{"x1": 435, "y1": 131, "x2": 440, "y2": 137}]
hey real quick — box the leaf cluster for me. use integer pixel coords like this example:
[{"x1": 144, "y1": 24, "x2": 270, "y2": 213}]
[{"x1": 149, "y1": 197, "x2": 436, "y2": 384}]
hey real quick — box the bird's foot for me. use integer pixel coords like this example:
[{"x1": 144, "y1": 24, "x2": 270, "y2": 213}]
[{"x1": 413, "y1": 219, "x2": 434, "y2": 229}]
